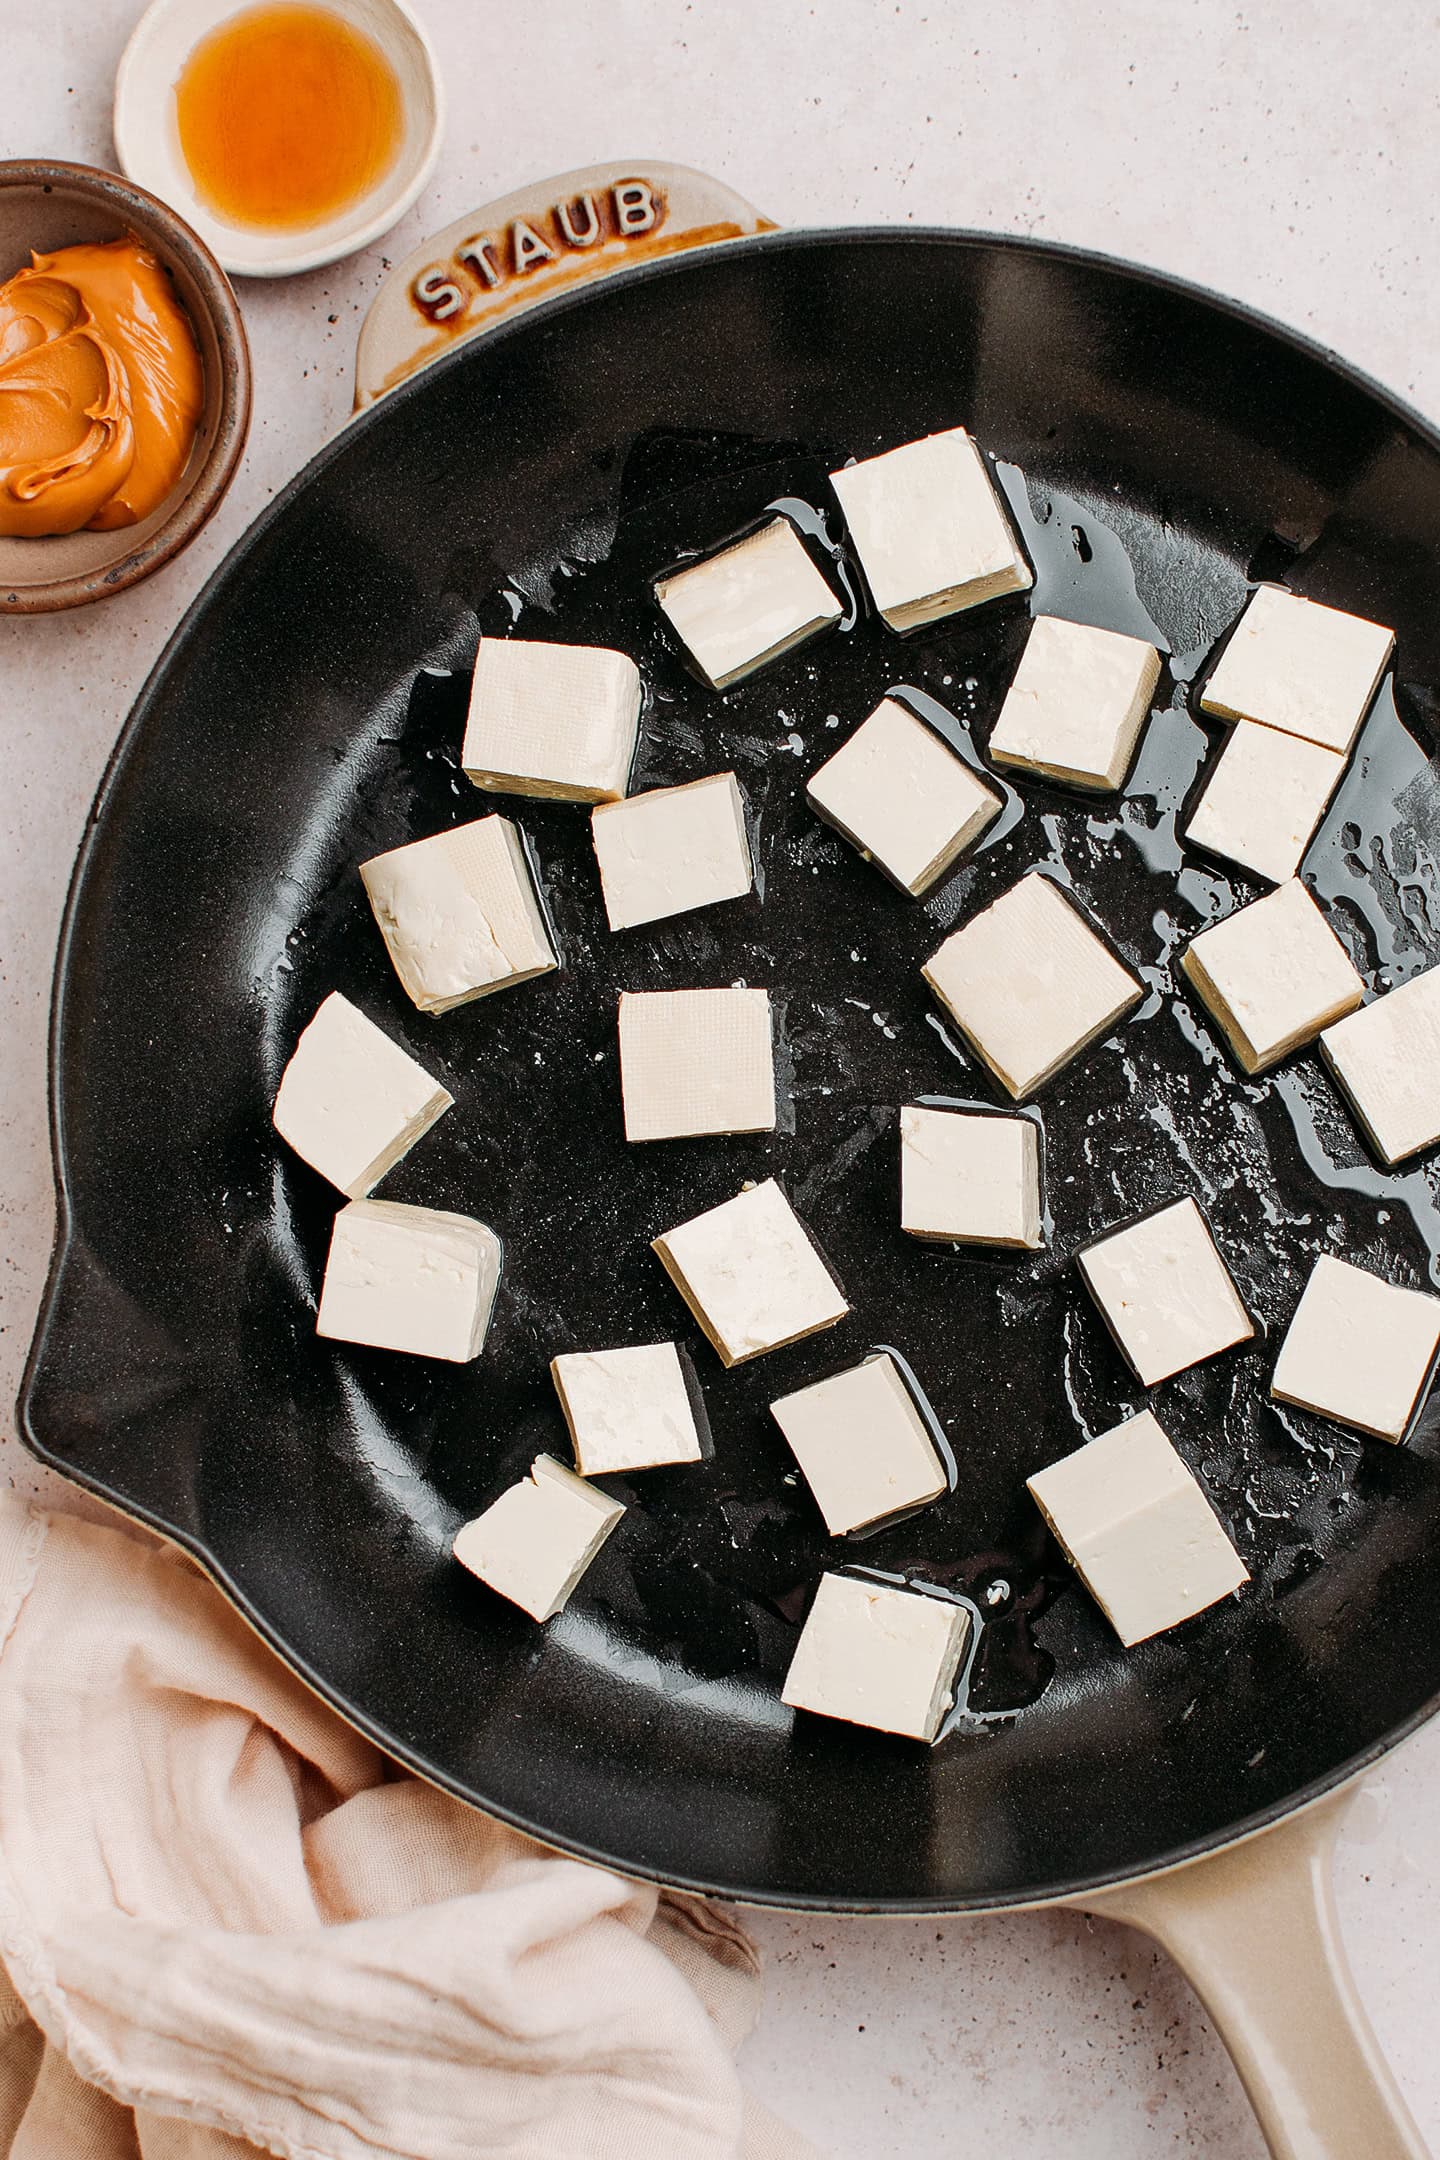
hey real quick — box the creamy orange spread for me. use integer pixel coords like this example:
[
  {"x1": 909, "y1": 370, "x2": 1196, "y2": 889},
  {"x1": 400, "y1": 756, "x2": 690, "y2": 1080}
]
[{"x1": 0, "y1": 236, "x2": 203, "y2": 537}]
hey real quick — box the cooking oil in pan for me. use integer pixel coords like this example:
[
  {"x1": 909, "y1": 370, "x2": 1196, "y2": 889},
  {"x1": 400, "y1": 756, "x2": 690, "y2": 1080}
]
[{"x1": 286, "y1": 427, "x2": 1440, "y2": 1733}]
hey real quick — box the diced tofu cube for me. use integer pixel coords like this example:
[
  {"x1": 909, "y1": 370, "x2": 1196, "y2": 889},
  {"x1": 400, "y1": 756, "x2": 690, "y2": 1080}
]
[
  {"x1": 1027, "y1": 1410, "x2": 1248, "y2": 1646},
  {"x1": 360, "y1": 815, "x2": 557, "y2": 1015},
  {"x1": 654, "y1": 518, "x2": 842, "y2": 689},
  {"x1": 652, "y1": 1178, "x2": 848, "y2": 1368},
  {"x1": 806, "y1": 696, "x2": 1001, "y2": 896},
  {"x1": 550, "y1": 1342, "x2": 704, "y2": 1476},
  {"x1": 272, "y1": 990, "x2": 453, "y2": 1198},
  {"x1": 1077, "y1": 1197, "x2": 1253, "y2": 1387},
  {"x1": 591, "y1": 771, "x2": 753, "y2": 931},
  {"x1": 1184, "y1": 721, "x2": 1347, "y2": 886},
  {"x1": 1199, "y1": 585, "x2": 1394, "y2": 755},
  {"x1": 782, "y1": 1571, "x2": 970, "y2": 1741},
  {"x1": 899, "y1": 1105, "x2": 1043, "y2": 1249},
  {"x1": 922, "y1": 872, "x2": 1142, "y2": 1099},
  {"x1": 453, "y1": 1455, "x2": 624, "y2": 1620},
  {"x1": 1180, "y1": 879, "x2": 1364, "y2": 1075},
  {"x1": 770, "y1": 1352, "x2": 948, "y2": 1536},
  {"x1": 618, "y1": 987, "x2": 775, "y2": 1142},
  {"x1": 462, "y1": 636, "x2": 642, "y2": 803},
  {"x1": 1321, "y1": 965, "x2": 1440, "y2": 1166},
  {"x1": 988, "y1": 615, "x2": 1162, "y2": 792},
  {"x1": 1270, "y1": 1254, "x2": 1440, "y2": 1443},
  {"x1": 316, "y1": 1199, "x2": 502, "y2": 1363},
  {"x1": 829, "y1": 426, "x2": 1031, "y2": 631}
]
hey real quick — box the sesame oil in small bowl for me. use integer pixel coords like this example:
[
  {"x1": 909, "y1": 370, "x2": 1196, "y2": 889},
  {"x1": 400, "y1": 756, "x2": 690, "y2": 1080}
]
[
  {"x1": 114, "y1": 0, "x2": 444, "y2": 276},
  {"x1": 174, "y1": 3, "x2": 403, "y2": 233}
]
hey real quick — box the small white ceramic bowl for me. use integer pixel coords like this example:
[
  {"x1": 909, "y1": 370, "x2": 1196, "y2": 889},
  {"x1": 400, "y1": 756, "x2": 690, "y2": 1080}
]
[{"x1": 113, "y1": 0, "x2": 444, "y2": 278}]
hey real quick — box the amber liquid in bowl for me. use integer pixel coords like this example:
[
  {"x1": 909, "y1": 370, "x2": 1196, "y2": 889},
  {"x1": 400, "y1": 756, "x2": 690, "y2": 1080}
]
[{"x1": 175, "y1": 2, "x2": 404, "y2": 232}]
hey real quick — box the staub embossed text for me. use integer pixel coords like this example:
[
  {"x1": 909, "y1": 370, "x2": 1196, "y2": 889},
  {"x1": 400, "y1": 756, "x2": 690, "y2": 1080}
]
[{"x1": 410, "y1": 181, "x2": 665, "y2": 322}]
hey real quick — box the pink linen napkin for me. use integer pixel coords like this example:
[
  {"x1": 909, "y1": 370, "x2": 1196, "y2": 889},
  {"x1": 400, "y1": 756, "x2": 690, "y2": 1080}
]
[{"x1": 0, "y1": 1496, "x2": 815, "y2": 2160}]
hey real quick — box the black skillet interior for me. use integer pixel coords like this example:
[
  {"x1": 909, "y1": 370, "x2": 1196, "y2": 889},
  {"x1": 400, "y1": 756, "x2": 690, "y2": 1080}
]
[{"x1": 22, "y1": 231, "x2": 1440, "y2": 1910}]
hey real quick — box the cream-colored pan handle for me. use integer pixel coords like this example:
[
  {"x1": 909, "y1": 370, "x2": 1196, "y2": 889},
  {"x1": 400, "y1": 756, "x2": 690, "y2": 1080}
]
[
  {"x1": 353, "y1": 161, "x2": 776, "y2": 408},
  {"x1": 1075, "y1": 1789, "x2": 1427, "y2": 2160}
]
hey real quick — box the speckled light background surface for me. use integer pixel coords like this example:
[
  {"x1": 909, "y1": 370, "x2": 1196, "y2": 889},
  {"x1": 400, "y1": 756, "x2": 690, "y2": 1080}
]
[{"x1": 3, "y1": 5, "x2": 1439, "y2": 2153}]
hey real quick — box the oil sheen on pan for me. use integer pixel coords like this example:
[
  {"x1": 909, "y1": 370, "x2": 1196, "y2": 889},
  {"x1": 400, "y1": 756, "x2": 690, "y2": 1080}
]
[{"x1": 24, "y1": 235, "x2": 1440, "y2": 1908}]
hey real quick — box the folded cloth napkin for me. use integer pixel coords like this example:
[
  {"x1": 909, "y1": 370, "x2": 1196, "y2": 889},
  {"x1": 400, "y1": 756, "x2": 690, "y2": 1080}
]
[{"x1": 0, "y1": 1496, "x2": 815, "y2": 2160}]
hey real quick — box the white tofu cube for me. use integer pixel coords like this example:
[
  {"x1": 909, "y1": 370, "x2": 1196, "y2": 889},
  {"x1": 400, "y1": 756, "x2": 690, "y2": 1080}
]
[
  {"x1": 550, "y1": 1342, "x2": 703, "y2": 1476},
  {"x1": 462, "y1": 637, "x2": 642, "y2": 803},
  {"x1": 1180, "y1": 879, "x2": 1365, "y2": 1075},
  {"x1": 829, "y1": 426, "x2": 1032, "y2": 631},
  {"x1": 360, "y1": 815, "x2": 557, "y2": 1015},
  {"x1": 988, "y1": 615, "x2": 1162, "y2": 793},
  {"x1": 1027, "y1": 1410, "x2": 1248, "y2": 1646},
  {"x1": 1271, "y1": 1255, "x2": 1440, "y2": 1443},
  {"x1": 654, "y1": 518, "x2": 842, "y2": 689},
  {"x1": 316, "y1": 1199, "x2": 502, "y2": 1363},
  {"x1": 272, "y1": 991, "x2": 453, "y2": 1198},
  {"x1": 618, "y1": 987, "x2": 775, "y2": 1143},
  {"x1": 1199, "y1": 585, "x2": 1394, "y2": 755},
  {"x1": 591, "y1": 771, "x2": 753, "y2": 932},
  {"x1": 805, "y1": 697, "x2": 1002, "y2": 896},
  {"x1": 769, "y1": 1353, "x2": 948, "y2": 1536},
  {"x1": 782, "y1": 1571, "x2": 970, "y2": 1742},
  {"x1": 1185, "y1": 721, "x2": 1347, "y2": 886},
  {"x1": 1077, "y1": 1197, "x2": 1253, "y2": 1387},
  {"x1": 922, "y1": 872, "x2": 1142, "y2": 1099},
  {"x1": 652, "y1": 1178, "x2": 848, "y2": 1367},
  {"x1": 899, "y1": 1105, "x2": 1043, "y2": 1249},
  {"x1": 452, "y1": 1455, "x2": 624, "y2": 1621},
  {"x1": 1321, "y1": 965, "x2": 1440, "y2": 1166}
]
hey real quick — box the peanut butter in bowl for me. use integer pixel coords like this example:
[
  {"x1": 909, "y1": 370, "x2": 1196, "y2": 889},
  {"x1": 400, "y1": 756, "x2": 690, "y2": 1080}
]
[{"x1": 0, "y1": 234, "x2": 203, "y2": 539}]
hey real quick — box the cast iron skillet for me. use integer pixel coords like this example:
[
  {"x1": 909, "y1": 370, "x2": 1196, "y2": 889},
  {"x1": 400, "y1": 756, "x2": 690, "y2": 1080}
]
[{"x1": 20, "y1": 230, "x2": 1440, "y2": 1932}]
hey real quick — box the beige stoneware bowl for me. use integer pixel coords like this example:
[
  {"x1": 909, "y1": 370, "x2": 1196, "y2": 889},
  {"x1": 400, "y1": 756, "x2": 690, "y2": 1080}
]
[{"x1": 0, "y1": 159, "x2": 251, "y2": 614}]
